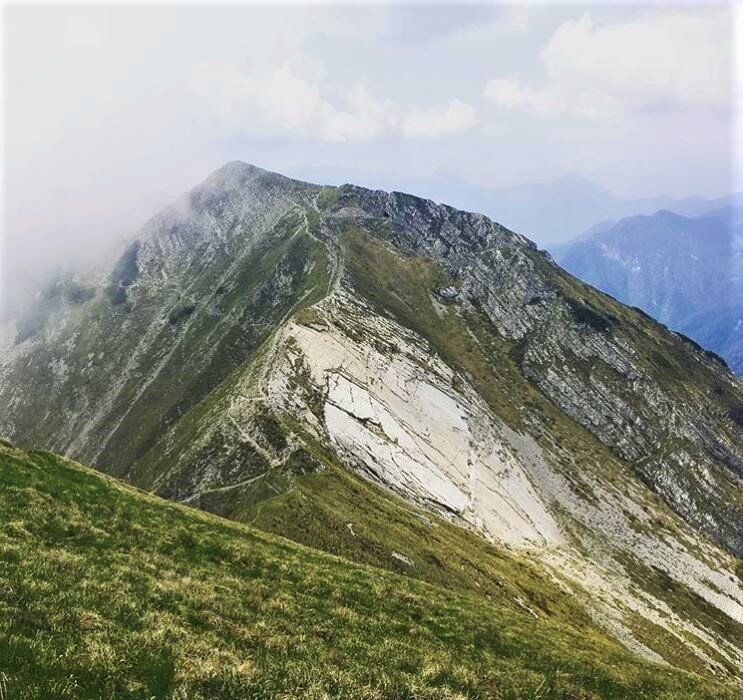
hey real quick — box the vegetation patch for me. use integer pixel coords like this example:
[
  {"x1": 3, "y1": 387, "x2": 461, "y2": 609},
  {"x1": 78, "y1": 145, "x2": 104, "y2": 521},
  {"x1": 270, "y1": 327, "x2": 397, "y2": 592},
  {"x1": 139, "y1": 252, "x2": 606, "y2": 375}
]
[
  {"x1": 1, "y1": 443, "x2": 737, "y2": 700},
  {"x1": 675, "y1": 331, "x2": 729, "y2": 369},
  {"x1": 294, "y1": 305, "x2": 325, "y2": 328},
  {"x1": 284, "y1": 447, "x2": 323, "y2": 475},
  {"x1": 14, "y1": 278, "x2": 95, "y2": 343},
  {"x1": 728, "y1": 404, "x2": 743, "y2": 429},
  {"x1": 252, "y1": 410, "x2": 288, "y2": 453},
  {"x1": 62, "y1": 281, "x2": 96, "y2": 305},
  {"x1": 167, "y1": 303, "x2": 196, "y2": 325},
  {"x1": 106, "y1": 240, "x2": 141, "y2": 306},
  {"x1": 564, "y1": 297, "x2": 616, "y2": 333},
  {"x1": 316, "y1": 186, "x2": 339, "y2": 211}
]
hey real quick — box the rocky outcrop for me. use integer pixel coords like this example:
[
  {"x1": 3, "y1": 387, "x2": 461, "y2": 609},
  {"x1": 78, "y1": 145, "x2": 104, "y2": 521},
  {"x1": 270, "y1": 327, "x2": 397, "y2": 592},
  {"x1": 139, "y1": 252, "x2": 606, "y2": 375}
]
[
  {"x1": 269, "y1": 292, "x2": 563, "y2": 548},
  {"x1": 322, "y1": 183, "x2": 743, "y2": 556}
]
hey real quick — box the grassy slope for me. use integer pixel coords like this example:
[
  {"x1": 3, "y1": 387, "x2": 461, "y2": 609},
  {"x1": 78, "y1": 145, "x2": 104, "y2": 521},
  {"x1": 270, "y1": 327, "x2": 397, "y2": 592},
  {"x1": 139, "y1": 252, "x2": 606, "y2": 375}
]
[
  {"x1": 112, "y1": 225, "x2": 741, "y2": 678},
  {"x1": 2, "y1": 212, "x2": 329, "y2": 480},
  {"x1": 1, "y1": 442, "x2": 738, "y2": 700}
]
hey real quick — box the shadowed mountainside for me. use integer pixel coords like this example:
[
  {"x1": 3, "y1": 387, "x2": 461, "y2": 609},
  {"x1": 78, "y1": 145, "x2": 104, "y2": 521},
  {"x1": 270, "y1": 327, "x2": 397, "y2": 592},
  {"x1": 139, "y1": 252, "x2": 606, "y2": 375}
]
[{"x1": 559, "y1": 207, "x2": 742, "y2": 374}]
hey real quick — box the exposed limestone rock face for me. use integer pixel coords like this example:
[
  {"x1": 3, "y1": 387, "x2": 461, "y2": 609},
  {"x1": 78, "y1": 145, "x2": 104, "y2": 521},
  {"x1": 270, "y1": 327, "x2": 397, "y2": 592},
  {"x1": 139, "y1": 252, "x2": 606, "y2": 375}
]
[
  {"x1": 268, "y1": 293, "x2": 563, "y2": 548},
  {"x1": 1, "y1": 161, "x2": 742, "y2": 677},
  {"x1": 327, "y1": 184, "x2": 743, "y2": 556}
]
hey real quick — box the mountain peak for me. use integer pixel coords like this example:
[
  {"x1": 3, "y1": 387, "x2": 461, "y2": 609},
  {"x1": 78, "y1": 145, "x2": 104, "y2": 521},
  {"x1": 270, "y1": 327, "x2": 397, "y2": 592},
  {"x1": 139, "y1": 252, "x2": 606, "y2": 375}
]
[
  {"x1": 215, "y1": 159, "x2": 259, "y2": 173},
  {"x1": 652, "y1": 208, "x2": 689, "y2": 222},
  {"x1": 3, "y1": 163, "x2": 743, "y2": 689},
  {"x1": 202, "y1": 160, "x2": 265, "y2": 187},
  {"x1": 202, "y1": 161, "x2": 318, "y2": 195}
]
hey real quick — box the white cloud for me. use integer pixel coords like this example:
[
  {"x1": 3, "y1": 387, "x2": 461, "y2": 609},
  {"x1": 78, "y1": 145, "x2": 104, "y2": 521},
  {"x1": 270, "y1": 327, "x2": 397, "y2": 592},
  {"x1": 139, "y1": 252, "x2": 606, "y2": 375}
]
[
  {"x1": 731, "y1": 2, "x2": 743, "y2": 191},
  {"x1": 484, "y1": 78, "x2": 564, "y2": 116},
  {"x1": 246, "y1": 65, "x2": 326, "y2": 132},
  {"x1": 542, "y1": 9, "x2": 730, "y2": 108},
  {"x1": 195, "y1": 60, "x2": 391, "y2": 142},
  {"x1": 321, "y1": 85, "x2": 398, "y2": 142},
  {"x1": 484, "y1": 76, "x2": 619, "y2": 120},
  {"x1": 485, "y1": 8, "x2": 729, "y2": 121},
  {"x1": 201, "y1": 59, "x2": 475, "y2": 142},
  {"x1": 501, "y1": 5, "x2": 531, "y2": 34},
  {"x1": 401, "y1": 99, "x2": 478, "y2": 138}
]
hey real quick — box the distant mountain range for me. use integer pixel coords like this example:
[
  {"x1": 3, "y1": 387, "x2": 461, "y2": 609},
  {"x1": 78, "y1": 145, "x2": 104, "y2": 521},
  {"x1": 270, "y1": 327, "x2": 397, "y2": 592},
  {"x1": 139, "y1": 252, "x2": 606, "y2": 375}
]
[
  {"x1": 401, "y1": 172, "x2": 741, "y2": 247},
  {"x1": 558, "y1": 206, "x2": 743, "y2": 373}
]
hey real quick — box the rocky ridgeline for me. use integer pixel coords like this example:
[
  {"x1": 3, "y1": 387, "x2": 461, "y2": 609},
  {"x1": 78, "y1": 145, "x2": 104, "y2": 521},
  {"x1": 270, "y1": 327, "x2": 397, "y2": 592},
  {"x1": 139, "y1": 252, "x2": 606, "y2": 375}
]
[
  {"x1": 1, "y1": 161, "x2": 742, "y2": 675},
  {"x1": 323, "y1": 180, "x2": 743, "y2": 555}
]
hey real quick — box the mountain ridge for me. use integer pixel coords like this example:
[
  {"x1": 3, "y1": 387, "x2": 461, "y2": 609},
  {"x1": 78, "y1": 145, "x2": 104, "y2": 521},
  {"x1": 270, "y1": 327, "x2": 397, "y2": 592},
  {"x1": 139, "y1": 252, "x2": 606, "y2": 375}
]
[
  {"x1": 1, "y1": 161, "x2": 742, "y2": 683},
  {"x1": 404, "y1": 170, "x2": 742, "y2": 246}
]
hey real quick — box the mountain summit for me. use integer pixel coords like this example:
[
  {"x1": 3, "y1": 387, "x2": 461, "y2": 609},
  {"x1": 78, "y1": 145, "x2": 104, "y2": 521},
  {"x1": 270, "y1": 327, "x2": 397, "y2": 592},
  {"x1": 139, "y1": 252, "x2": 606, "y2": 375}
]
[{"x1": 2, "y1": 162, "x2": 743, "y2": 686}]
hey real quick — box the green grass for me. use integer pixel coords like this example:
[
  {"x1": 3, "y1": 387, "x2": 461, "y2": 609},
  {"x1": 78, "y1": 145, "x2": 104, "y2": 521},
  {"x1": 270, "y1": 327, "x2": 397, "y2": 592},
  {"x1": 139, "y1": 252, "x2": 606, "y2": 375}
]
[
  {"x1": 1, "y1": 442, "x2": 739, "y2": 699},
  {"x1": 232, "y1": 426, "x2": 586, "y2": 623},
  {"x1": 2, "y1": 211, "x2": 330, "y2": 482},
  {"x1": 100, "y1": 226, "x2": 741, "y2": 685}
]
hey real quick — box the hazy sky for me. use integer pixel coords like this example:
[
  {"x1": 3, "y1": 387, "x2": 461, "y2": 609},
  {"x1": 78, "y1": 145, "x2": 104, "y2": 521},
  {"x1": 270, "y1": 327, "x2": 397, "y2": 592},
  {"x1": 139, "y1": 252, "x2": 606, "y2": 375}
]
[{"x1": 2, "y1": 1, "x2": 741, "y2": 312}]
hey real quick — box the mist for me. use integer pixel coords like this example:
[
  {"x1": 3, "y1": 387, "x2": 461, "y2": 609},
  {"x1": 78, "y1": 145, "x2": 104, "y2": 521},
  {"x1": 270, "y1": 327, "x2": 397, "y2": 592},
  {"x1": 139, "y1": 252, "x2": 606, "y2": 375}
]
[{"x1": 2, "y1": 2, "x2": 739, "y2": 319}]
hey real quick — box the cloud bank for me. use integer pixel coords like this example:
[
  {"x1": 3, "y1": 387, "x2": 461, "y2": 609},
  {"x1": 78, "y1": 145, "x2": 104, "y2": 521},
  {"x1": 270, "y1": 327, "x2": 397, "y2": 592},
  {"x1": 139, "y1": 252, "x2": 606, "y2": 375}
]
[{"x1": 486, "y1": 7, "x2": 730, "y2": 119}]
